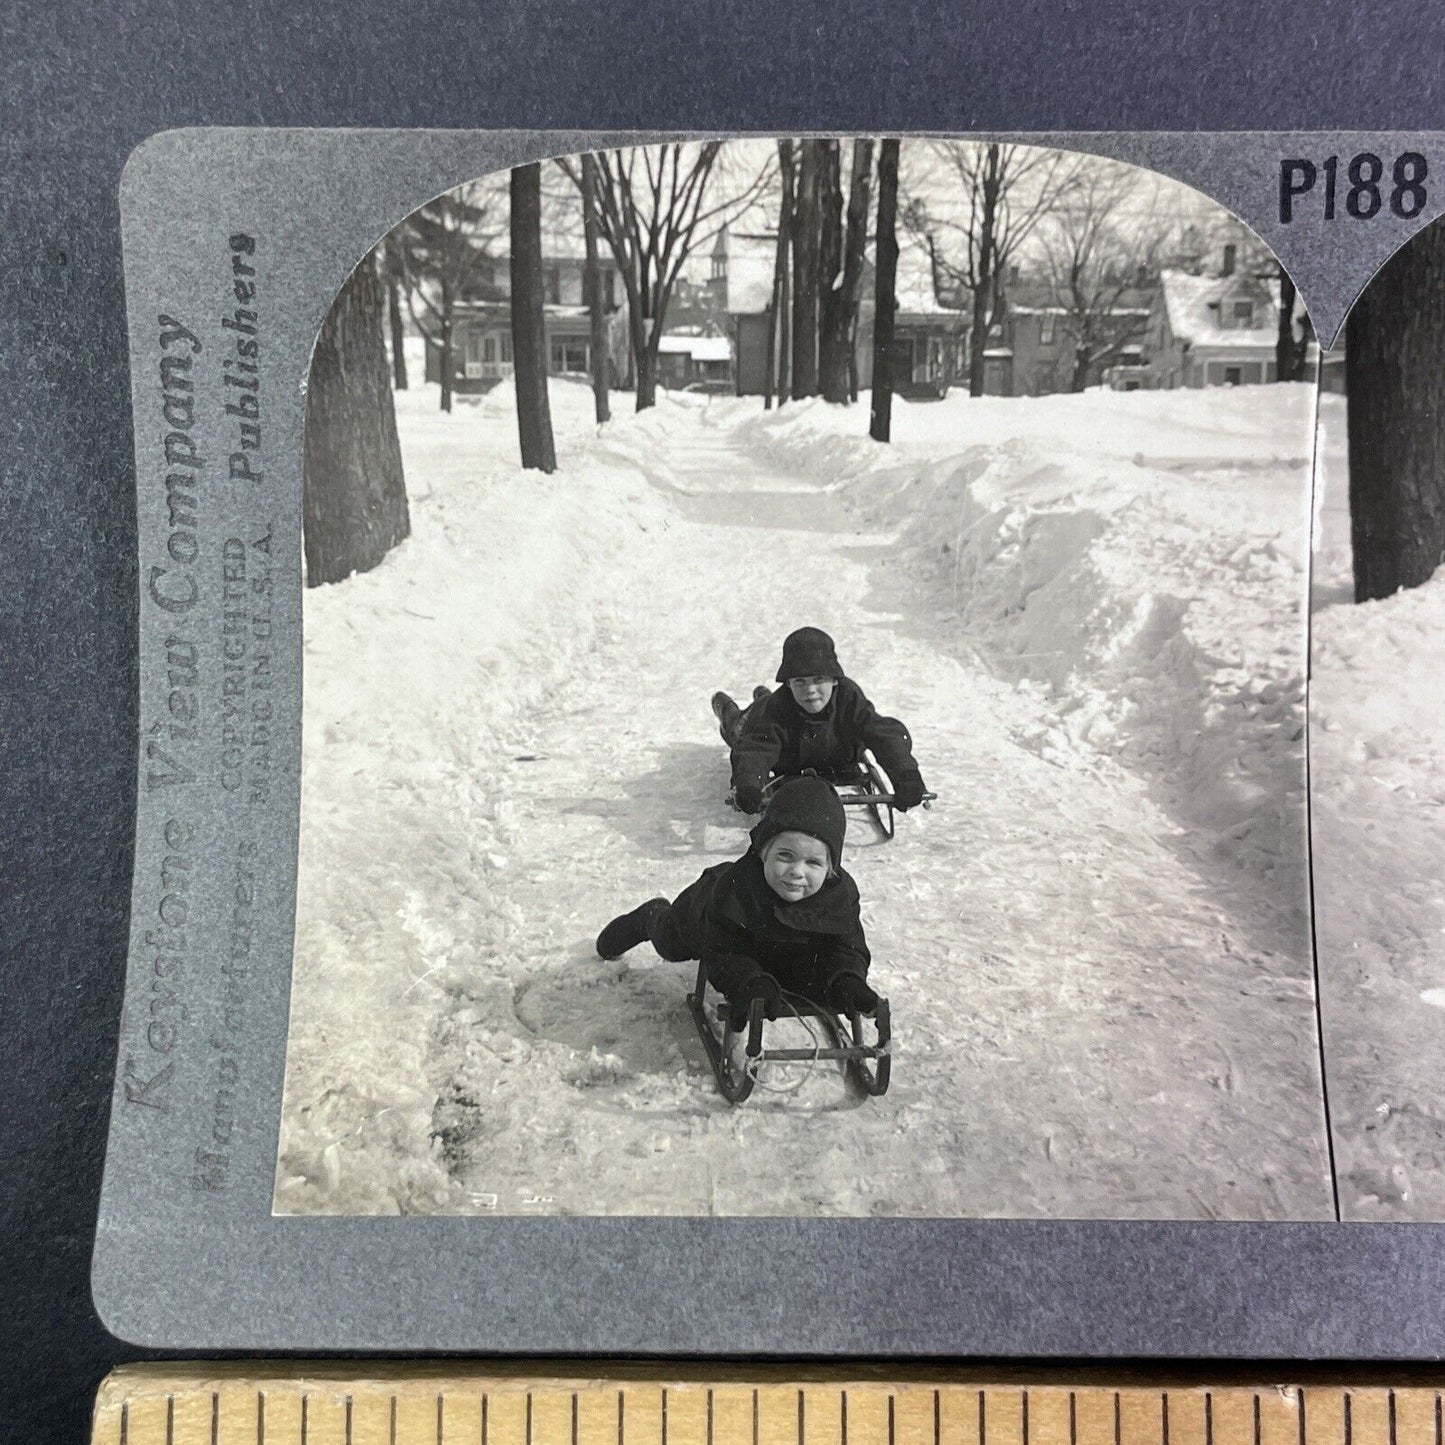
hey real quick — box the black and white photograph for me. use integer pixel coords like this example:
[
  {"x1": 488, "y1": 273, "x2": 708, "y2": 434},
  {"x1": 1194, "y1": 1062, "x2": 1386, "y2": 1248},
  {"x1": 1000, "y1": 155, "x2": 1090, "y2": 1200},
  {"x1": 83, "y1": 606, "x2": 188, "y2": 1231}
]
[
  {"x1": 273, "y1": 138, "x2": 1334, "y2": 1220},
  {"x1": 1309, "y1": 215, "x2": 1445, "y2": 1221}
]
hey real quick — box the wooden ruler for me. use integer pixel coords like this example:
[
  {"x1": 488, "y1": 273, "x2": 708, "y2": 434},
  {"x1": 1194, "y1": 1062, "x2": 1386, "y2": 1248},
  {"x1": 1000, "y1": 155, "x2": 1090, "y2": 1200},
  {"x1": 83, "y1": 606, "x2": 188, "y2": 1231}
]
[{"x1": 93, "y1": 1366, "x2": 1445, "y2": 1445}]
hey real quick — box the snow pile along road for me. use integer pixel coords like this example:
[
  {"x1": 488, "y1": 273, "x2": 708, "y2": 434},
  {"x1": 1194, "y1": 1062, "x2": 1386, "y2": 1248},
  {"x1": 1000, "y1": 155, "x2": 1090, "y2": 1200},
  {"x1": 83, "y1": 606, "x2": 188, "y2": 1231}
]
[
  {"x1": 1309, "y1": 392, "x2": 1445, "y2": 1219},
  {"x1": 276, "y1": 380, "x2": 671, "y2": 1213},
  {"x1": 278, "y1": 377, "x2": 1333, "y2": 1220},
  {"x1": 731, "y1": 387, "x2": 1316, "y2": 888}
]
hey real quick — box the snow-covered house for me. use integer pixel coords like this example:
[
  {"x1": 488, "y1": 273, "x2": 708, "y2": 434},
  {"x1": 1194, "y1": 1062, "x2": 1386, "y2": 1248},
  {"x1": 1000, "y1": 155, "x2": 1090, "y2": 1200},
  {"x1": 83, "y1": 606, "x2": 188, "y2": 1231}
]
[
  {"x1": 656, "y1": 330, "x2": 733, "y2": 389},
  {"x1": 1144, "y1": 263, "x2": 1280, "y2": 389},
  {"x1": 424, "y1": 245, "x2": 624, "y2": 393}
]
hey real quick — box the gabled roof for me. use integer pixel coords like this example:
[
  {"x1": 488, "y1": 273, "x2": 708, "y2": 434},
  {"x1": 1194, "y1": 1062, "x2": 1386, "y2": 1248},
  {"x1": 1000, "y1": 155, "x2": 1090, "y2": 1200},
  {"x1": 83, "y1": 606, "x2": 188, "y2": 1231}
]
[{"x1": 1158, "y1": 269, "x2": 1278, "y2": 349}]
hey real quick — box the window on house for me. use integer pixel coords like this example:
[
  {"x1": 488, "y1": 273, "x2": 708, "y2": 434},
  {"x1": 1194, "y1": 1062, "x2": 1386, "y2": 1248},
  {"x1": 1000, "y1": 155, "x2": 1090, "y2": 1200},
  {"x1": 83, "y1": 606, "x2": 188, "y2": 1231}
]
[
  {"x1": 545, "y1": 267, "x2": 561, "y2": 305},
  {"x1": 1224, "y1": 366, "x2": 1243, "y2": 385},
  {"x1": 549, "y1": 338, "x2": 590, "y2": 374},
  {"x1": 500, "y1": 335, "x2": 513, "y2": 364},
  {"x1": 1039, "y1": 315, "x2": 1056, "y2": 345},
  {"x1": 482, "y1": 337, "x2": 496, "y2": 363},
  {"x1": 1232, "y1": 300, "x2": 1254, "y2": 326}
]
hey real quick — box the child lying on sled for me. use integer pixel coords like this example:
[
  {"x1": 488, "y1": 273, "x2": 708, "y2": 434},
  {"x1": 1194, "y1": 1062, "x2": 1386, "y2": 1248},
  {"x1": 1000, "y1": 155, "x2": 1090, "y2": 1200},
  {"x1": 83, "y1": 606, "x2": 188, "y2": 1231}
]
[
  {"x1": 595, "y1": 775, "x2": 878, "y2": 1029},
  {"x1": 711, "y1": 626, "x2": 928, "y2": 815}
]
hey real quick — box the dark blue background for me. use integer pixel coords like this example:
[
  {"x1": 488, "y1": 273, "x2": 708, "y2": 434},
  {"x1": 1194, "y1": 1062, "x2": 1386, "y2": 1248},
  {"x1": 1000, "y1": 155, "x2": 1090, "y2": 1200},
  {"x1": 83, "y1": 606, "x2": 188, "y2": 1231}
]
[{"x1": 3, "y1": 3, "x2": 1443, "y2": 1439}]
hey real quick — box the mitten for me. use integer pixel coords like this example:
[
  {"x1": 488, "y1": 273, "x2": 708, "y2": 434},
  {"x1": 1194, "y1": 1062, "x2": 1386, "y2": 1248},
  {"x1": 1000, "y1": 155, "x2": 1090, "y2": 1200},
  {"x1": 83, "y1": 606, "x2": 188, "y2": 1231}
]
[
  {"x1": 733, "y1": 781, "x2": 764, "y2": 814},
  {"x1": 727, "y1": 972, "x2": 782, "y2": 1030},
  {"x1": 828, "y1": 973, "x2": 879, "y2": 1017},
  {"x1": 893, "y1": 769, "x2": 926, "y2": 811}
]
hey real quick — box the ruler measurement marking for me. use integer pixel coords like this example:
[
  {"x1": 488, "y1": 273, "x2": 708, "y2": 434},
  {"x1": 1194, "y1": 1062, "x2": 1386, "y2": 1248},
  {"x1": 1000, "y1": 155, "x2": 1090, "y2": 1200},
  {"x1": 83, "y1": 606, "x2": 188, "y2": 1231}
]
[
  {"x1": 888, "y1": 1394, "x2": 896, "y2": 1445},
  {"x1": 212, "y1": 1391, "x2": 220, "y2": 1445},
  {"x1": 663, "y1": 1388, "x2": 669, "y2": 1445},
  {"x1": 301, "y1": 1395, "x2": 309, "y2": 1445},
  {"x1": 258, "y1": 1390, "x2": 266, "y2": 1445},
  {"x1": 1023, "y1": 1390, "x2": 1031, "y2": 1445},
  {"x1": 1389, "y1": 1393, "x2": 1397, "y2": 1445},
  {"x1": 980, "y1": 1389, "x2": 988, "y2": 1445},
  {"x1": 934, "y1": 1390, "x2": 941, "y2": 1445},
  {"x1": 346, "y1": 1394, "x2": 354, "y2": 1445},
  {"x1": 1070, "y1": 1392, "x2": 1079, "y2": 1445},
  {"x1": 1163, "y1": 1392, "x2": 1171, "y2": 1445},
  {"x1": 1253, "y1": 1395, "x2": 1261, "y2": 1445},
  {"x1": 843, "y1": 1389, "x2": 850, "y2": 1445},
  {"x1": 572, "y1": 1392, "x2": 579, "y2": 1445},
  {"x1": 799, "y1": 1389, "x2": 806, "y2": 1445},
  {"x1": 1346, "y1": 1395, "x2": 1353, "y2": 1445},
  {"x1": 707, "y1": 1389, "x2": 714, "y2": 1445},
  {"x1": 753, "y1": 1390, "x2": 759, "y2": 1445},
  {"x1": 527, "y1": 1393, "x2": 534, "y2": 1445},
  {"x1": 1207, "y1": 1394, "x2": 1215, "y2": 1445},
  {"x1": 392, "y1": 1394, "x2": 399, "y2": 1445},
  {"x1": 167, "y1": 1395, "x2": 174, "y2": 1445},
  {"x1": 619, "y1": 1390, "x2": 625, "y2": 1445},
  {"x1": 1435, "y1": 1395, "x2": 1442, "y2": 1445},
  {"x1": 1114, "y1": 1392, "x2": 1121, "y2": 1445},
  {"x1": 437, "y1": 1394, "x2": 444, "y2": 1445},
  {"x1": 120, "y1": 1401, "x2": 129, "y2": 1445}
]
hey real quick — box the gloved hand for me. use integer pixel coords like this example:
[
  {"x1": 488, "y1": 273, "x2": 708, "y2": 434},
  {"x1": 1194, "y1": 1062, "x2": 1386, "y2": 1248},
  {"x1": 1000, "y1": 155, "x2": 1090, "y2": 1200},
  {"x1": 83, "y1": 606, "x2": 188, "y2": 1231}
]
[
  {"x1": 828, "y1": 973, "x2": 879, "y2": 1017},
  {"x1": 733, "y1": 781, "x2": 764, "y2": 814},
  {"x1": 893, "y1": 769, "x2": 926, "y2": 811},
  {"x1": 728, "y1": 972, "x2": 782, "y2": 1030}
]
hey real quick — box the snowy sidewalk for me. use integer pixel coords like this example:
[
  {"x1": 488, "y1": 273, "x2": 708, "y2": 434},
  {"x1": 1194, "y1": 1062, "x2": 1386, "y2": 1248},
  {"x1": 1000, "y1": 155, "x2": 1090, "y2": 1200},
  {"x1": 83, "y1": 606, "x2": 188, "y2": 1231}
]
[{"x1": 281, "y1": 383, "x2": 1335, "y2": 1220}]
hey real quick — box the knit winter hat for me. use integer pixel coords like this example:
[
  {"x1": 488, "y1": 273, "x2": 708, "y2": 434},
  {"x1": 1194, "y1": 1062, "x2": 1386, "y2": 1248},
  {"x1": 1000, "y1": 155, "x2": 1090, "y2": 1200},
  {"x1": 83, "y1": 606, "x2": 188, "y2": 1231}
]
[
  {"x1": 775, "y1": 627, "x2": 843, "y2": 682},
  {"x1": 750, "y1": 775, "x2": 847, "y2": 871}
]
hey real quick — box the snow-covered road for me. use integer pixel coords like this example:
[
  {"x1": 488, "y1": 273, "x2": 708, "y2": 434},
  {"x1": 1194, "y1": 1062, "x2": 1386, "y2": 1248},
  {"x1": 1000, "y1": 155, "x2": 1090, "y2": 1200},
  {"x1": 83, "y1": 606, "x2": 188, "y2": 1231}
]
[{"x1": 278, "y1": 380, "x2": 1335, "y2": 1219}]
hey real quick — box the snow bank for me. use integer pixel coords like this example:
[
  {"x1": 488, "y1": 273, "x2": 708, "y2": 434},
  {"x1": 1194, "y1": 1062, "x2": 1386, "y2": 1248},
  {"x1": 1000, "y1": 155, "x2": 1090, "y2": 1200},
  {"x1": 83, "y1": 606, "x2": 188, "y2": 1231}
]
[
  {"x1": 275, "y1": 381, "x2": 670, "y2": 1213},
  {"x1": 1309, "y1": 391, "x2": 1445, "y2": 1216},
  {"x1": 731, "y1": 386, "x2": 1317, "y2": 881}
]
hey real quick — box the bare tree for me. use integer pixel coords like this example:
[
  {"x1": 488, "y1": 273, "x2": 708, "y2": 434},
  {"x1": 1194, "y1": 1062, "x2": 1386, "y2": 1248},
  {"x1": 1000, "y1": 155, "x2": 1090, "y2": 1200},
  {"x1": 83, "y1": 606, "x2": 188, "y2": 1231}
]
[
  {"x1": 908, "y1": 141, "x2": 1078, "y2": 396},
  {"x1": 580, "y1": 152, "x2": 611, "y2": 425},
  {"x1": 1346, "y1": 221, "x2": 1445, "y2": 601},
  {"x1": 397, "y1": 183, "x2": 504, "y2": 413},
  {"x1": 1038, "y1": 160, "x2": 1161, "y2": 392},
  {"x1": 821, "y1": 140, "x2": 874, "y2": 403},
  {"x1": 303, "y1": 249, "x2": 410, "y2": 586},
  {"x1": 558, "y1": 143, "x2": 771, "y2": 412},
  {"x1": 510, "y1": 163, "x2": 557, "y2": 473},
  {"x1": 764, "y1": 140, "x2": 795, "y2": 411},
  {"x1": 870, "y1": 139, "x2": 901, "y2": 443},
  {"x1": 791, "y1": 140, "x2": 821, "y2": 399},
  {"x1": 381, "y1": 233, "x2": 409, "y2": 390}
]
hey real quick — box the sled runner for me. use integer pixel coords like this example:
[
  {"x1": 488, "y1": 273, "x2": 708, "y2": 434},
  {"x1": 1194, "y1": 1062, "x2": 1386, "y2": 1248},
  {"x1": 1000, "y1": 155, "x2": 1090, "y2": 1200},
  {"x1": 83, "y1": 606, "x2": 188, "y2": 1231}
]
[
  {"x1": 758, "y1": 754, "x2": 937, "y2": 840},
  {"x1": 685, "y1": 959, "x2": 892, "y2": 1104}
]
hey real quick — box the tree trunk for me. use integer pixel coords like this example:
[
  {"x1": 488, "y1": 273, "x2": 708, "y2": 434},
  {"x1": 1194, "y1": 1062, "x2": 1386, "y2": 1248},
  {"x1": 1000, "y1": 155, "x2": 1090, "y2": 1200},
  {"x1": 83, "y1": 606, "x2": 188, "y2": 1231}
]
[
  {"x1": 303, "y1": 252, "x2": 410, "y2": 586},
  {"x1": 1275, "y1": 265, "x2": 1310, "y2": 383},
  {"x1": 1346, "y1": 223, "x2": 1445, "y2": 601},
  {"x1": 581, "y1": 153, "x2": 611, "y2": 425},
  {"x1": 1071, "y1": 347, "x2": 1091, "y2": 392},
  {"x1": 386, "y1": 267, "x2": 408, "y2": 390},
  {"x1": 791, "y1": 139, "x2": 820, "y2": 399},
  {"x1": 968, "y1": 147, "x2": 1002, "y2": 398},
  {"x1": 778, "y1": 210, "x2": 793, "y2": 406},
  {"x1": 438, "y1": 316, "x2": 453, "y2": 414},
  {"x1": 635, "y1": 317, "x2": 659, "y2": 410},
  {"x1": 869, "y1": 139, "x2": 900, "y2": 444},
  {"x1": 510, "y1": 163, "x2": 557, "y2": 472},
  {"x1": 764, "y1": 140, "x2": 794, "y2": 411},
  {"x1": 816, "y1": 141, "x2": 845, "y2": 398},
  {"x1": 823, "y1": 139, "x2": 873, "y2": 403}
]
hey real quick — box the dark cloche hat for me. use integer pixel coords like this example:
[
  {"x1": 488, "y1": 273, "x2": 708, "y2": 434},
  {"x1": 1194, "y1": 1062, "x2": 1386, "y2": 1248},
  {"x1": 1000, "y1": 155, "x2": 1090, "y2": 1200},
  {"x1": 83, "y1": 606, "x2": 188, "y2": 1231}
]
[
  {"x1": 775, "y1": 627, "x2": 843, "y2": 683},
  {"x1": 750, "y1": 775, "x2": 847, "y2": 871}
]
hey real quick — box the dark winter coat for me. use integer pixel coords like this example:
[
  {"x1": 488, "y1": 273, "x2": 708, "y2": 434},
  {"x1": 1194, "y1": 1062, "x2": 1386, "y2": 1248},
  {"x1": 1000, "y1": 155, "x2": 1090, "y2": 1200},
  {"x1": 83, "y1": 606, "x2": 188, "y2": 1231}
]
[
  {"x1": 729, "y1": 677, "x2": 917, "y2": 797},
  {"x1": 651, "y1": 850, "x2": 870, "y2": 1002}
]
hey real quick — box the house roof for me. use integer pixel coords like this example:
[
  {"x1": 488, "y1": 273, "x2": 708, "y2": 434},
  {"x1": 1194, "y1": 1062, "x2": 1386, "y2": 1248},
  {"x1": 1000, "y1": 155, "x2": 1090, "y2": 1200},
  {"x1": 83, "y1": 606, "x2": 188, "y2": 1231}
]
[{"x1": 1159, "y1": 269, "x2": 1279, "y2": 350}]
